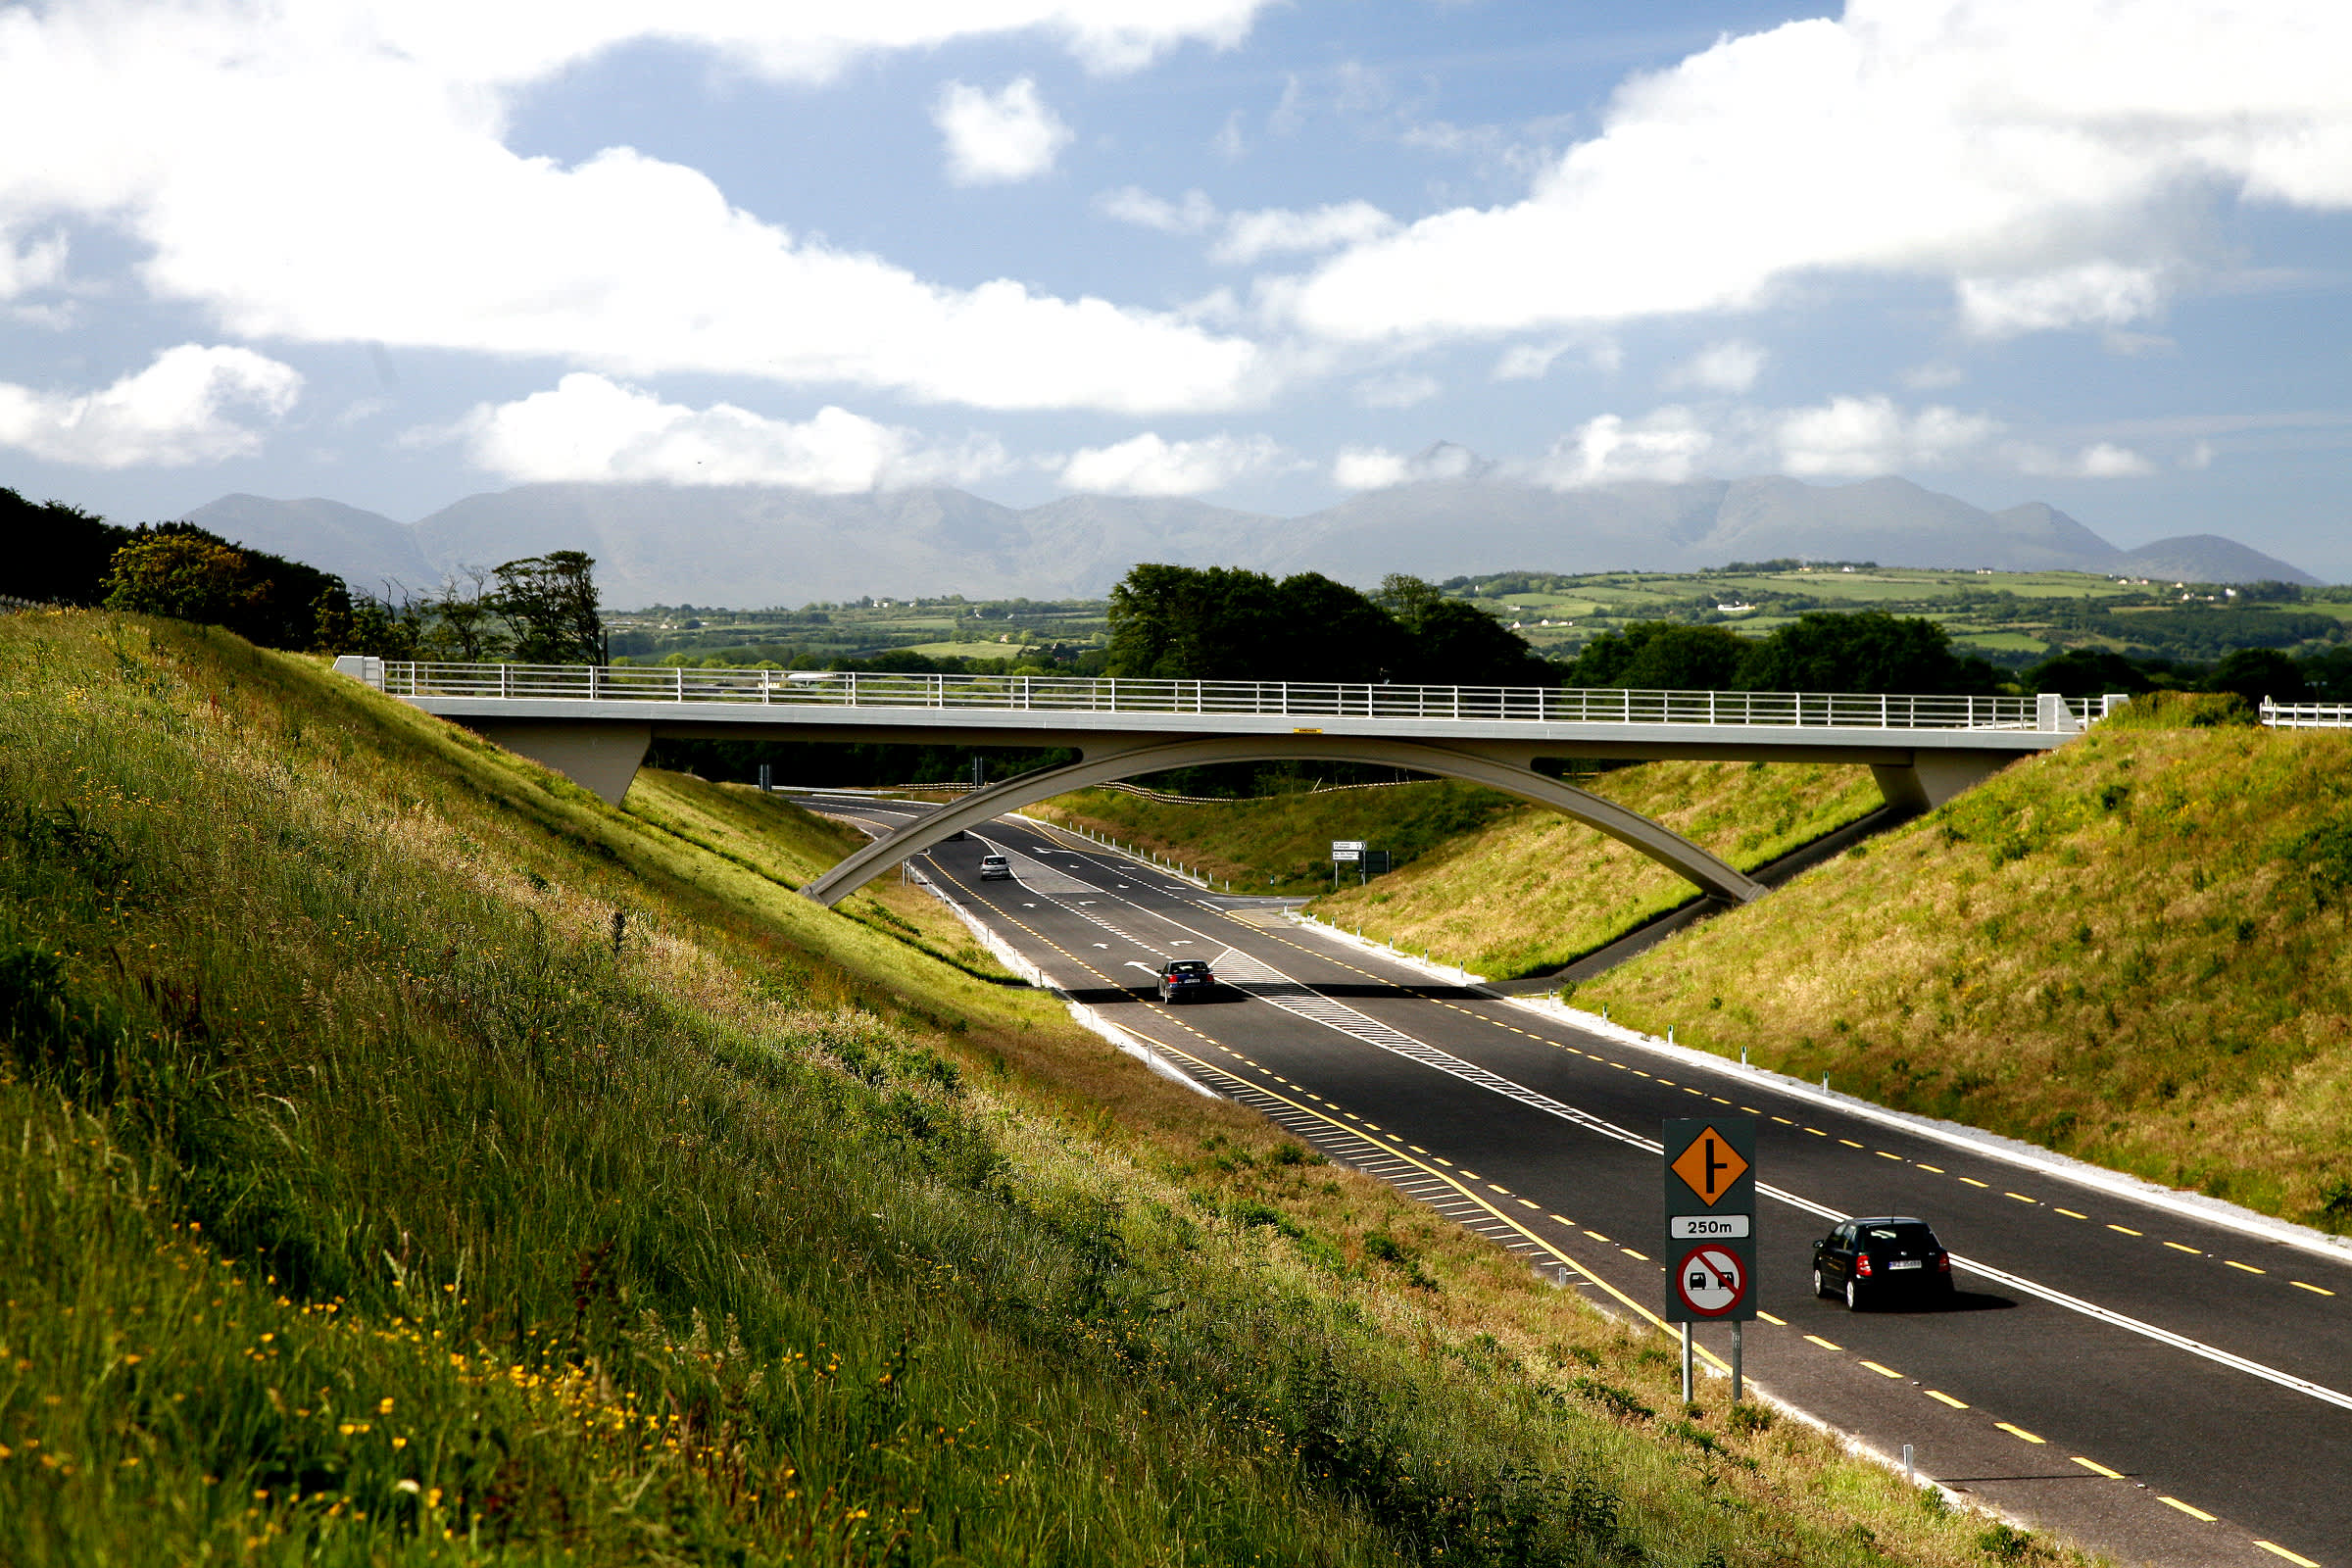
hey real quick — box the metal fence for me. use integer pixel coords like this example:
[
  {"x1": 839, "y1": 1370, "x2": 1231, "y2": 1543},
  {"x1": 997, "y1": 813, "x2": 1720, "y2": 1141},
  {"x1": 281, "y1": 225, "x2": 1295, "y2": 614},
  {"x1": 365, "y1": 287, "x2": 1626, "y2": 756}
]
[
  {"x1": 368, "y1": 660, "x2": 2090, "y2": 732},
  {"x1": 2262, "y1": 702, "x2": 2352, "y2": 729}
]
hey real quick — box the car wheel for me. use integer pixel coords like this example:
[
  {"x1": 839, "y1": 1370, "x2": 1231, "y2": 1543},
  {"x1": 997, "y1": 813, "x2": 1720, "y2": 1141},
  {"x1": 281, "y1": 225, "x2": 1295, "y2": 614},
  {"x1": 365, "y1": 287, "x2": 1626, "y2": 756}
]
[
  {"x1": 1813, "y1": 1266, "x2": 1829, "y2": 1298},
  {"x1": 1845, "y1": 1277, "x2": 1864, "y2": 1312}
]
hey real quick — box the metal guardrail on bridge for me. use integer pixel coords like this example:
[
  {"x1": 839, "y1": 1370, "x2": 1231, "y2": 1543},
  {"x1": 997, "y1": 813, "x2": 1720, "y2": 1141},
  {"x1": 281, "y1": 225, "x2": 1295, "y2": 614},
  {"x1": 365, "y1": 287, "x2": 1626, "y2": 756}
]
[
  {"x1": 2262, "y1": 702, "x2": 2352, "y2": 729},
  {"x1": 370, "y1": 660, "x2": 2089, "y2": 732}
]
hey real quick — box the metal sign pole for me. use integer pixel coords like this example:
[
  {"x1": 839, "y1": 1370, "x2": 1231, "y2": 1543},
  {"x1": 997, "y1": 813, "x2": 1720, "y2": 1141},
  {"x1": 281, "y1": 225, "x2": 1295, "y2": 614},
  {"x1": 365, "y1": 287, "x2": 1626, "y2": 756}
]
[
  {"x1": 1680, "y1": 1324, "x2": 1693, "y2": 1405},
  {"x1": 1662, "y1": 1116, "x2": 1759, "y2": 1408},
  {"x1": 1732, "y1": 1320, "x2": 1743, "y2": 1405}
]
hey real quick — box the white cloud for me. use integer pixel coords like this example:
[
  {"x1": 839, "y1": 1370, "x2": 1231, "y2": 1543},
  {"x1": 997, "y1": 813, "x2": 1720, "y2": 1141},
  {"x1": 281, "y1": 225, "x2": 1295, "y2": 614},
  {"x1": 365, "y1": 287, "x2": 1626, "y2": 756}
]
[
  {"x1": 2005, "y1": 439, "x2": 2156, "y2": 479},
  {"x1": 1058, "y1": 430, "x2": 1287, "y2": 495},
  {"x1": 0, "y1": 344, "x2": 301, "y2": 467},
  {"x1": 1285, "y1": 1, "x2": 2352, "y2": 344},
  {"x1": 1527, "y1": 408, "x2": 1714, "y2": 489},
  {"x1": 1099, "y1": 187, "x2": 1396, "y2": 265},
  {"x1": 1330, "y1": 440, "x2": 1482, "y2": 490},
  {"x1": 1209, "y1": 200, "x2": 1395, "y2": 264},
  {"x1": 1773, "y1": 395, "x2": 1998, "y2": 477},
  {"x1": 934, "y1": 77, "x2": 1073, "y2": 185},
  {"x1": 454, "y1": 373, "x2": 1008, "y2": 491},
  {"x1": 1352, "y1": 372, "x2": 1439, "y2": 410},
  {"x1": 0, "y1": 227, "x2": 67, "y2": 298},
  {"x1": 0, "y1": 4, "x2": 1269, "y2": 416},
  {"x1": 1665, "y1": 340, "x2": 1766, "y2": 394},
  {"x1": 1492, "y1": 340, "x2": 1572, "y2": 381},
  {"x1": 1900, "y1": 362, "x2": 1966, "y2": 390}
]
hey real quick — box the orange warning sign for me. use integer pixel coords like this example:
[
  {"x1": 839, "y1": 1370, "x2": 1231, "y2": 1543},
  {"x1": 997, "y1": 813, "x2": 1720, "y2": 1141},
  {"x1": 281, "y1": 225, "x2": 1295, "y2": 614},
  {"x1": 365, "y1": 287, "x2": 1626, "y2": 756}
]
[{"x1": 1669, "y1": 1125, "x2": 1749, "y2": 1205}]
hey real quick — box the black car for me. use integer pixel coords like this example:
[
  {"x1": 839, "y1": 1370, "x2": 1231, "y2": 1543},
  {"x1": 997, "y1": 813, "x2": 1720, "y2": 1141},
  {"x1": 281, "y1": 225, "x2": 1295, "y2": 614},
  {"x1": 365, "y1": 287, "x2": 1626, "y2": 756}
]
[
  {"x1": 1811, "y1": 1215, "x2": 1953, "y2": 1309},
  {"x1": 1156, "y1": 958, "x2": 1215, "y2": 1003}
]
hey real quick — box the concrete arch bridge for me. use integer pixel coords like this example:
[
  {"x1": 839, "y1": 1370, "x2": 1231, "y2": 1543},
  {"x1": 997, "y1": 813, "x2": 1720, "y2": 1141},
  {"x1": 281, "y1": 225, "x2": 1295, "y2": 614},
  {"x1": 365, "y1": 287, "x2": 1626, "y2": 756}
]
[{"x1": 334, "y1": 659, "x2": 2098, "y2": 908}]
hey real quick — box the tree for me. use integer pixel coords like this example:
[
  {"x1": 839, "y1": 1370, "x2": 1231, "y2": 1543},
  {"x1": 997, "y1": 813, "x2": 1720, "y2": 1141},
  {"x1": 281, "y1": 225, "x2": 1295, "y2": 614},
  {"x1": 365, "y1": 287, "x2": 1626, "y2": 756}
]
[
  {"x1": 421, "y1": 567, "x2": 509, "y2": 662},
  {"x1": 1564, "y1": 621, "x2": 1748, "y2": 690},
  {"x1": 2025, "y1": 647, "x2": 2150, "y2": 699},
  {"x1": 1379, "y1": 574, "x2": 1552, "y2": 687},
  {"x1": 495, "y1": 551, "x2": 604, "y2": 664},
  {"x1": 4, "y1": 487, "x2": 130, "y2": 605},
  {"x1": 1736, "y1": 611, "x2": 2000, "y2": 695},
  {"x1": 2207, "y1": 647, "x2": 2310, "y2": 707},
  {"x1": 1104, "y1": 564, "x2": 1290, "y2": 680},
  {"x1": 103, "y1": 533, "x2": 262, "y2": 625}
]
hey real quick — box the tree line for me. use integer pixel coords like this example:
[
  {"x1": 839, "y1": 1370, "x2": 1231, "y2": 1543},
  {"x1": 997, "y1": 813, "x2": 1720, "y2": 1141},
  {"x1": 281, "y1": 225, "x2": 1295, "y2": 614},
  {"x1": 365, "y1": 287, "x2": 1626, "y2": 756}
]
[{"x1": 6, "y1": 486, "x2": 604, "y2": 663}]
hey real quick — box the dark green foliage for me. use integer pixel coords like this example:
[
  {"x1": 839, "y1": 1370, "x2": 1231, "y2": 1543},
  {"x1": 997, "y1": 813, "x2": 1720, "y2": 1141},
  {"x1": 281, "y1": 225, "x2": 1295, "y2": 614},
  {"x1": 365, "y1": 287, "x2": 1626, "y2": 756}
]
[
  {"x1": 495, "y1": 550, "x2": 606, "y2": 663},
  {"x1": 3, "y1": 486, "x2": 131, "y2": 605},
  {"x1": 1563, "y1": 621, "x2": 1748, "y2": 689},
  {"x1": 99, "y1": 523, "x2": 352, "y2": 650},
  {"x1": 2207, "y1": 646, "x2": 2311, "y2": 706},
  {"x1": 2026, "y1": 646, "x2": 2151, "y2": 698},
  {"x1": 1104, "y1": 564, "x2": 1550, "y2": 688},
  {"x1": 1736, "y1": 611, "x2": 2002, "y2": 696}
]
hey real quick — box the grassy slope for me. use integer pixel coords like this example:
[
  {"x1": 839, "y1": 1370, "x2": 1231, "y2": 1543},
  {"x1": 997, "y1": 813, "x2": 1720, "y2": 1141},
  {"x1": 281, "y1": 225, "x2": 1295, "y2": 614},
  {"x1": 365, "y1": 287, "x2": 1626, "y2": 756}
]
[
  {"x1": 1031, "y1": 765, "x2": 1883, "y2": 981},
  {"x1": 0, "y1": 611, "x2": 2034, "y2": 1566},
  {"x1": 1582, "y1": 716, "x2": 2352, "y2": 1232}
]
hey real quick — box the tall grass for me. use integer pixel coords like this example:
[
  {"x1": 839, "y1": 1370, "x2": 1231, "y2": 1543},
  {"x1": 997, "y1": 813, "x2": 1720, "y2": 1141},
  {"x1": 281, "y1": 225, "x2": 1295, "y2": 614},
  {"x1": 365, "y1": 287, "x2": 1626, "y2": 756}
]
[
  {"x1": 0, "y1": 612, "x2": 2036, "y2": 1564},
  {"x1": 1584, "y1": 720, "x2": 2352, "y2": 1230}
]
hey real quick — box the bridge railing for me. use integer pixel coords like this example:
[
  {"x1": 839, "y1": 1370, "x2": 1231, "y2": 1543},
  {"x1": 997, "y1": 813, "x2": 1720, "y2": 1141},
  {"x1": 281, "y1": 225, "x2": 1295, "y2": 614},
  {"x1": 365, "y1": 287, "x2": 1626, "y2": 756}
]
[
  {"x1": 372, "y1": 661, "x2": 2092, "y2": 731},
  {"x1": 2262, "y1": 702, "x2": 2352, "y2": 729}
]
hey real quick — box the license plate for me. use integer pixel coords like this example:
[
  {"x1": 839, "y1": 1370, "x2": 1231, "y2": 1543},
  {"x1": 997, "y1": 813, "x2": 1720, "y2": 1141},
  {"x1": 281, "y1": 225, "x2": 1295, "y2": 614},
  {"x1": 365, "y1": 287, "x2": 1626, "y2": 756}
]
[{"x1": 1887, "y1": 1259, "x2": 1925, "y2": 1270}]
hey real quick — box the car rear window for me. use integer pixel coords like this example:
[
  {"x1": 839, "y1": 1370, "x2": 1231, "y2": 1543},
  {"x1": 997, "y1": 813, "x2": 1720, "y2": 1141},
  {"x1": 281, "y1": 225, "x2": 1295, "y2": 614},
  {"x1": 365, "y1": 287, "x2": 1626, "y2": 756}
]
[
  {"x1": 1861, "y1": 1223, "x2": 1937, "y2": 1250},
  {"x1": 1166, "y1": 960, "x2": 1209, "y2": 973}
]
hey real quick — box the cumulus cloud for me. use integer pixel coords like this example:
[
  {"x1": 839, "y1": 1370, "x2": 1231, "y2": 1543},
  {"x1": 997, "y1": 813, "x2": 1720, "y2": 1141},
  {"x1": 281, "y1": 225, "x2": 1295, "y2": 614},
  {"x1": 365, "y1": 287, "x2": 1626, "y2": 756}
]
[
  {"x1": 2005, "y1": 439, "x2": 2156, "y2": 479},
  {"x1": 1285, "y1": 0, "x2": 2352, "y2": 344},
  {"x1": 1352, "y1": 372, "x2": 1439, "y2": 410},
  {"x1": 1098, "y1": 186, "x2": 1395, "y2": 263},
  {"x1": 1330, "y1": 440, "x2": 1484, "y2": 490},
  {"x1": 1058, "y1": 430, "x2": 1288, "y2": 494},
  {"x1": 1665, "y1": 340, "x2": 1766, "y2": 394},
  {"x1": 934, "y1": 77, "x2": 1073, "y2": 185},
  {"x1": 0, "y1": 344, "x2": 301, "y2": 466},
  {"x1": 0, "y1": 228, "x2": 67, "y2": 298},
  {"x1": 1771, "y1": 395, "x2": 1999, "y2": 476},
  {"x1": 0, "y1": 4, "x2": 1268, "y2": 416},
  {"x1": 453, "y1": 373, "x2": 1009, "y2": 491},
  {"x1": 1528, "y1": 408, "x2": 1714, "y2": 489}
]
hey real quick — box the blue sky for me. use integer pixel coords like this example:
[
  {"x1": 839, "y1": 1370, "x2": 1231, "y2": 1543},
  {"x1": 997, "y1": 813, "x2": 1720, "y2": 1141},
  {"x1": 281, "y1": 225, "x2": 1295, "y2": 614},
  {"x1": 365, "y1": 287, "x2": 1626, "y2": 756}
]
[{"x1": 3, "y1": 1, "x2": 2349, "y2": 576}]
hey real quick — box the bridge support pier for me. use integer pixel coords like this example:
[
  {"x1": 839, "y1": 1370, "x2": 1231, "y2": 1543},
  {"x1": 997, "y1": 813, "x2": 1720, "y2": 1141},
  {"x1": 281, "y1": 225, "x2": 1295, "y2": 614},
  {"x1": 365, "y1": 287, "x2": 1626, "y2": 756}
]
[
  {"x1": 463, "y1": 720, "x2": 653, "y2": 806},
  {"x1": 1870, "y1": 750, "x2": 2013, "y2": 813},
  {"x1": 798, "y1": 733, "x2": 1767, "y2": 908}
]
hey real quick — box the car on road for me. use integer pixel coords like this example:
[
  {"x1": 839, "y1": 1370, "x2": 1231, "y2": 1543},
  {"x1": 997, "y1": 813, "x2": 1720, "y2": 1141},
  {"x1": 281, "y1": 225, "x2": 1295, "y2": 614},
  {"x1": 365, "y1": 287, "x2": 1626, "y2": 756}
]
[
  {"x1": 978, "y1": 854, "x2": 1012, "y2": 880},
  {"x1": 1156, "y1": 958, "x2": 1215, "y2": 1003},
  {"x1": 1811, "y1": 1215, "x2": 1953, "y2": 1310}
]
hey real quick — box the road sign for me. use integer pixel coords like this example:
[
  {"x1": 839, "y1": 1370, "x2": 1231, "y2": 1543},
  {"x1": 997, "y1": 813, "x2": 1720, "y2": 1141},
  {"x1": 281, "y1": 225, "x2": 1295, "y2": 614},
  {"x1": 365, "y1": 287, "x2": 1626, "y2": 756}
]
[
  {"x1": 1331, "y1": 840, "x2": 1366, "y2": 854},
  {"x1": 1663, "y1": 1117, "x2": 1756, "y2": 1324},
  {"x1": 1673, "y1": 1244, "x2": 1748, "y2": 1317}
]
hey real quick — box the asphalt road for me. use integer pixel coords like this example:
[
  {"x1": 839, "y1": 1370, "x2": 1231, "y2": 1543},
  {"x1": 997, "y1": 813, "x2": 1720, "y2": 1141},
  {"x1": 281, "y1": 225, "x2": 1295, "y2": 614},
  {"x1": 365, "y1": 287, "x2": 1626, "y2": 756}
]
[{"x1": 806, "y1": 793, "x2": 2352, "y2": 1568}]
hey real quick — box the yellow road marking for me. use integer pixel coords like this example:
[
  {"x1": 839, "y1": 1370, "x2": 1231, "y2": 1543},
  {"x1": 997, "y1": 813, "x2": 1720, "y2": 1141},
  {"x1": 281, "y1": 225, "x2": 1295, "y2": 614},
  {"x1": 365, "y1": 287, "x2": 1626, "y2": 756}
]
[
  {"x1": 1772, "y1": 1115, "x2": 1794, "y2": 1124},
  {"x1": 1408, "y1": 1145, "x2": 1427, "y2": 1153},
  {"x1": 1519, "y1": 1199, "x2": 1541, "y2": 1210},
  {"x1": 2157, "y1": 1496, "x2": 2216, "y2": 1522},
  {"x1": 2006, "y1": 1193, "x2": 2037, "y2": 1204},
  {"x1": 2109, "y1": 1223, "x2": 2142, "y2": 1236},
  {"x1": 1460, "y1": 1169, "x2": 1482, "y2": 1179},
  {"x1": 2256, "y1": 1543, "x2": 2322, "y2": 1567},
  {"x1": 1549, "y1": 1214, "x2": 1574, "y2": 1226},
  {"x1": 1925, "y1": 1390, "x2": 1969, "y2": 1408},
  {"x1": 1994, "y1": 1422, "x2": 2045, "y2": 1444},
  {"x1": 1740, "y1": 1105, "x2": 1760, "y2": 1114},
  {"x1": 1711, "y1": 1097, "x2": 1732, "y2": 1104},
  {"x1": 1959, "y1": 1177, "x2": 1989, "y2": 1187},
  {"x1": 1585, "y1": 1230, "x2": 1611, "y2": 1243},
  {"x1": 1684, "y1": 1086, "x2": 1706, "y2": 1096},
  {"x1": 1839, "y1": 1139, "x2": 1865, "y2": 1149},
  {"x1": 1859, "y1": 1360, "x2": 1903, "y2": 1379},
  {"x1": 2164, "y1": 1241, "x2": 2203, "y2": 1254},
  {"x1": 1916, "y1": 1163, "x2": 1943, "y2": 1173},
  {"x1": 1806, "y1": 1127, "x2": 1829, "y2": 1137},
  {"x1": 1756, "y1": 1311, "x2": 1787, "y2": 1326},
  {"x1": 1876, "y1": 1151, "x2": 1903, "y2": 1160},
  {"x1": 1803, "y1": 1334, "x2": 1842, "y2": 1350},
  {"x1": 2069, "y1": 1456, "x2": 2124, "y2": 1479},
  {"x1": 1622, "y1": 1248, "x2": 1649, "y2": 1261},
  {"x1": 2291, "y1": 1281, "x2": 2335, "y2": 1296},
  {"x1": 2226, "y1": 1260, "x2": 2266, "y2": 1274},
  {"x1": 1654, "y1": 1077, "x2": 1674, "y2": 1085},
  {"x1": 2055, "y1": 1207, "x2": 2087, "y2": 1219}
]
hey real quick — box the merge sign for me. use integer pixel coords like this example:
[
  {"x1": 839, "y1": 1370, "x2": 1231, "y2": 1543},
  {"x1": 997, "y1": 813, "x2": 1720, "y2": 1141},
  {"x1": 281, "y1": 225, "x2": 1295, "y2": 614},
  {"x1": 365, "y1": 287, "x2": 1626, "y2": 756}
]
[{"x1": 1663, "y1": 1118, "x2": 1757, "y2": 1322}]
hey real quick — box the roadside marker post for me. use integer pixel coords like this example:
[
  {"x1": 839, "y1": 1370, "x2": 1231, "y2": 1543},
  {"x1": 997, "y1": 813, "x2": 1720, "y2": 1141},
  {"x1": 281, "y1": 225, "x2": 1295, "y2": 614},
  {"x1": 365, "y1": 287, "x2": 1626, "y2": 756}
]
[{"x1": 1664, "y1": 1117, "x2": 1758, "y2": 1404}]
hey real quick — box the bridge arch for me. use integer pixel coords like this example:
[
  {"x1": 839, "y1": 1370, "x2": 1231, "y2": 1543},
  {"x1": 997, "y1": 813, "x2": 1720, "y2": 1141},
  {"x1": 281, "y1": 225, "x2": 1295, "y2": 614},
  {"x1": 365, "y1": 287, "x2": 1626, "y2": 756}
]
[{"x1": 799, "y1": 733, "x2": 1765, "y2": 907}]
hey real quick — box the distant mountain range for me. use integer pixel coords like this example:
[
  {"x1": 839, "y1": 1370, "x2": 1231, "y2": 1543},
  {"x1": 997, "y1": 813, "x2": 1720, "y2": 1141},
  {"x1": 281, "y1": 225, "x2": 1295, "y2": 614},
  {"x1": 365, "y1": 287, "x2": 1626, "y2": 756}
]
[{"x1": 185, "y1": 466, "x2": 2321, "y2": 608}]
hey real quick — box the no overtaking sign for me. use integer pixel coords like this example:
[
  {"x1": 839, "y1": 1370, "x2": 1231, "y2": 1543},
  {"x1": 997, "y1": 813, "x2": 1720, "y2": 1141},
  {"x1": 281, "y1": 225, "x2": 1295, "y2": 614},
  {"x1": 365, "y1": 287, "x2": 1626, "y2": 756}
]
[{"x1": 1663, "y1": 1118, "x2": 1757, "y2": 1322}]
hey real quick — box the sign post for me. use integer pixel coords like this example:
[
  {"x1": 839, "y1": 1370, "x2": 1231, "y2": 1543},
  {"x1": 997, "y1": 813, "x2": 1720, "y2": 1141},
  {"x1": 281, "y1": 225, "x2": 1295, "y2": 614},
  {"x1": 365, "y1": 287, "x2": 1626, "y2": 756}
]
[
  {"x1": 1663, "y1": 1117, "x2": 1757, "y2": 1405},
  {"x1": 1331, "y1": 840, "x2": 1365, "y2": 890}
]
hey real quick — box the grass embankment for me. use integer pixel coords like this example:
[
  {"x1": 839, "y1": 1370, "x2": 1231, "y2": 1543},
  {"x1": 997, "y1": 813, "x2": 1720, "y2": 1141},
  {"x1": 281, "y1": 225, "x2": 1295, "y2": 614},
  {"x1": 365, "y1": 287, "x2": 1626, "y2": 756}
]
[
  {"x1": 1032, "y1": 765, "x2": 1883, "y2": 982},
  {"x1": 1583, "y1": 701, "x2": 2352, "y2": 1232},
  {"x1": 0, "y1": 611, "x2": 2040, "y2": 1565},
  {"x1": 1023, "y1": 781, "x2": 1522, "y2": 896}
]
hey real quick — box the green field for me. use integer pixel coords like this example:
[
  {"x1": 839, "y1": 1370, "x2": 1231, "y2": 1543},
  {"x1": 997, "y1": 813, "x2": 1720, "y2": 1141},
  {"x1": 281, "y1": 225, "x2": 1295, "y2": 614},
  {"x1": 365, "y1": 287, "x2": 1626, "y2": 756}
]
[{"x1": 0, "y1": 609, "x2": 2034, "y2": 1565}]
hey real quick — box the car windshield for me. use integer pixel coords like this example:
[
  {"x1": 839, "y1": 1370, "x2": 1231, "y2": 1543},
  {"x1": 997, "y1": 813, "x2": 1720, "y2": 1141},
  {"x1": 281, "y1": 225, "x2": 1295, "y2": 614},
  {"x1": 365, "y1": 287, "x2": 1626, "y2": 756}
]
[
  {"x1": 1860, "y1": 1223, "x2": 1937, "y2": 1251},
  {"x1": 1165, "y1": 960, "x2": 1209, "y2": 974}
]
